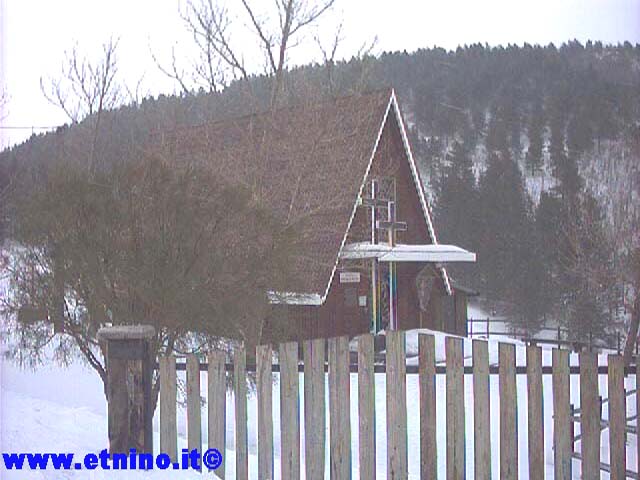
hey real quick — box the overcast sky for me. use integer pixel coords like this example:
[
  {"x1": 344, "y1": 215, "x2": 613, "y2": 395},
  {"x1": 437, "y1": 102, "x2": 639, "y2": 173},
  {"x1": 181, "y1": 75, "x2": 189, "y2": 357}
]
[{"x1": 1, "y1": 0, "x2": 639, "y2": 149}]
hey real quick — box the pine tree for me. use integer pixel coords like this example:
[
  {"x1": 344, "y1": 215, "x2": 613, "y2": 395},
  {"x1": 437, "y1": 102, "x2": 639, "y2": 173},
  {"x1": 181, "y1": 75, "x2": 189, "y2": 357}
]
[
  {"x1": 514, "y1": 219, "x2": 550, "y2": 331},
  {"x1": 435, "y1": 140, "x2": 477, "y2": 246},
  {"x1": 549, "y1": 112, "x2": 582, "y2": 200},
  {"x1": 548, "y1": 109, "x2": 565, "y2": 168},
  {"x1": 435, "y1": 139, "x2": 479, "y2": 287},
  {"x1": 534, "y1": 192, "x2": 566, "y2": 318},
  {"x1": 563, "y1": 193, "x2": 616, "y2": 341},
  {"x1": 485, "y1": 104, "x2": 509, "y2": 154},
  {"x1": 525, "y1": 101, "x2": 545, "y2": 175},
  {"x1": 566, "y1": 109, "x2": 593, "y2": 155},
  {"x1": 541, "y1": 122, "x2": 614, "y2": 342},
  {"x1": 477, "y1": 147, "x2": 533, "y2": 308},
  {"x1": 423, "y1": 136, "x2": 444, "y2": 182}
]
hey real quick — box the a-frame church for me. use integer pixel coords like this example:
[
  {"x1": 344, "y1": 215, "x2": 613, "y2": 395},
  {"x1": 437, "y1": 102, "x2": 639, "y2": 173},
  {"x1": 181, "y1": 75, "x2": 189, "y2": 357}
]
[{"x1": 165, "y1": 88, "x2": 475, "y2": 343}]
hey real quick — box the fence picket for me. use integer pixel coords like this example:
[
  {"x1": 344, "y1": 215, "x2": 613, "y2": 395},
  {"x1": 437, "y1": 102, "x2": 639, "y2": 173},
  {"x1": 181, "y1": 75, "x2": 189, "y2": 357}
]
[
  {"x1": 186, "y1": 354, "x2": 202, "y2": 468},
  {"x1": 304, "y1": 338, "x2": 326, "y2": 480},
  {"x1": 499, "y1": 342, "x2": 517, "y2": 480},
  {"x1": 387, "y1": 330, "x2": 408, "y2": 479},
  {"x1": 637, "y1": 359, "x2": 640, "y2": 476},
  {"x1": 257, "y1": 344, "x2": 273, "y2": 480},
  {"x1": 357, "y1": 334, "x2": 375, "y2": 480},
  {"x1": 234, "y1": 345, "x2": 248, "y2": 480},
  {"x1": 526, "y1": 345, "x2": 544, "y2": 480},
  {"x1": 156, "y1": 332, "x2": 633, "y2": 480},
  {"x1": 159, "y1": 356, "x2": 177, "y2": 462},
  {"x1": 328, "y1": 336, "x2": 351, "y2": 479},
  {"x1": 579, "y1": 351, "x2": 599, "y2": 480},
  {"x1": 208, "y1": 351, "x2": 226, "y2": 478},
  {"x1": 419, "y1": 334, "x2": 437, "y2": 479},
  {"x1": 608, "y1": 354, "x2": 626, "y2": 479},
  {"x1": 472, "y1": 340, "x2": 491, "y2": 480},
  {"x1": 280, "y1": 342, "x2": 300, "y2": 480},
  {"x1": 445, "y1": 336, "x2": 464, "y2": 480},
  {"x1": 552, "y1": 348, "x2": 571, "y2": 479}
]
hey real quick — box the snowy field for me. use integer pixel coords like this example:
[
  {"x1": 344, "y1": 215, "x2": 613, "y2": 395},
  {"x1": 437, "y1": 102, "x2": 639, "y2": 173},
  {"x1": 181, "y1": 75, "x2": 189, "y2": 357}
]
[{"x1": 2, "y1": 325, "x2": 638, "y2": 479}]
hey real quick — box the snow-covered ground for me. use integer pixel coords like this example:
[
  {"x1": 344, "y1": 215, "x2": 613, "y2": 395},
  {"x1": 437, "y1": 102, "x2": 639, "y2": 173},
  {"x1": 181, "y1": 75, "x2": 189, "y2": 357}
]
[
  {"x1": 2, "y1": 329, "x2": 638, "y2": 479},
  {"x1": 0, "y1": 350, "x2": 225, "y2": 480},
  {"x1": 1, "y1": 257, "x2": 636, "y2": 479}
]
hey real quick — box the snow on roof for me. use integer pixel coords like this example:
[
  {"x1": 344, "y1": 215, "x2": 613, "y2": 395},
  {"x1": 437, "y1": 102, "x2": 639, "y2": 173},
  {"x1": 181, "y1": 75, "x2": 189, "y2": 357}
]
[{"x1": 267, "y1": 291, "x2": 323, "y2": 306}]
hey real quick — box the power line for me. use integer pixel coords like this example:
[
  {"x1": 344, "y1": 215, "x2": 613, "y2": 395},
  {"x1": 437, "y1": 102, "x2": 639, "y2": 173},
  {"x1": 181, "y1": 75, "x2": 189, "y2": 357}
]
[{"x1": 0, "y1": 125, "x2": 61, "y2": 130}]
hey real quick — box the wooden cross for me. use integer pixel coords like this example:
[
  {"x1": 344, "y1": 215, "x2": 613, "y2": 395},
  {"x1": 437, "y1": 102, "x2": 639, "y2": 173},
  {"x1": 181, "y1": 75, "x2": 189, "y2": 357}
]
[
  {"x1": 376, "y1": 200, "x2": 407, "y2": 330},
  {"x1": 376, "y1": 201, "x2": 407, "y2": 245},
  {"x1": 360, "y1": 180, "x2": 408, "y2": 332},
  {"x1": 360, "y1": 180, "x2": 386, "y2": 332}
]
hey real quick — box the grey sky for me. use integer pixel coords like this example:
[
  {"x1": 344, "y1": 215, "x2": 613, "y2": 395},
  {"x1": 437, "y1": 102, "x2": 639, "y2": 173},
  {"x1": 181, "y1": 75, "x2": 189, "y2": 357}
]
[{"x1": 1, "y1": 0, "x2": 639, "y2": 149}]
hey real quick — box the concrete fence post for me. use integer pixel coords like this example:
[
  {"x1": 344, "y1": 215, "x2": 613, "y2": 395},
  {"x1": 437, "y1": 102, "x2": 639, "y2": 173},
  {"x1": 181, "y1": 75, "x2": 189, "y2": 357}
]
[{"x1": 97, "y1": 325, "x2": 156, "y2": 454}]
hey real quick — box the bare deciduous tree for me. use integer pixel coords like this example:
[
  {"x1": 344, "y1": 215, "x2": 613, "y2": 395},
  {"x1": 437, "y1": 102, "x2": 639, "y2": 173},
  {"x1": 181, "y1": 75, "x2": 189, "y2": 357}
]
[
  {"x1": 40, "y1": 38, "x2": 123, "y2": 173},
  {"x1": 157, "y1": 0, "x2": 338, "y2": 104},
  {"x1": 0, "y1": 88, "x2": 8, "y2": 121},
  {"x1": 0, "y1": 89, "x2": 12, "y2": 227},
  {"x1": 41, "y1": 38, "x2": 122, "y2": 123}
]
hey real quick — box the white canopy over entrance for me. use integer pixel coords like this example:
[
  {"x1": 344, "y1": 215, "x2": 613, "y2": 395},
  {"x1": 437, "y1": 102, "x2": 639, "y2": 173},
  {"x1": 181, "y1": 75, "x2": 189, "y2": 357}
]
[{"x1": 340, "y1": 242, "x2": 476, "y2": 263}]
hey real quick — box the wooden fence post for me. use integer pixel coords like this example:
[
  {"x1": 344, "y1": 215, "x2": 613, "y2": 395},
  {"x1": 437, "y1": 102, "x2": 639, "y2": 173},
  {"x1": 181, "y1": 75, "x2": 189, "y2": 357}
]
[
  {"x1": 472, "y1": 339, "x2": 491, "y2": 480},
  {"x1": 303, "y1": 338, "x2": 325, "y2": 480},
  {"x1": 257, "y1": 344, "x2": 273, "y2": 480},
  {"x1": 608, "y1": 354, "x2": 626, "y2": 479},
  {"x1": 208, "y1": 351, "x2": 226, "y2": 478},
  {"x1": 159, "y1": 355, "x2": 177, "y2": 462},
  {"x1": 186, "y1": 354, "x2": 202, "y2": 468},
  {"x1": 97, "y1": 326, "x2": 155, "y2": 455},
  {"x1": 579, "y1": 351, "x2": 599, "y2": 480},
  {"x1": 387, "y1": 330, "x2": 408, "y2": 479},
  {"x1": 234, "y1": 345, "x2": 248, "y2": 480},
  {"x1": 499, "y1": 342, "x2": 517, "y2": 480},
  {"x1": 328, "y1": 336, "x2": 351, "y2": 479},
  {"x1": 419, "y1": 334, "x2": 437, "y2": 479},
  {"x1": 552, "y1": 348, "x2": 571, "y2": 479},
  {"x1": 280, "y1": 341, "x2": 300, "y2": 480},
  {"x1": 526, "y1": 345, "x2": 544, "y2": 480},
  {"x1": 357, "y1": 334, "x2": 375, "y2": 480},
  {"x1": 445, "y1": 336, "x2": 465, "y2": 480}
]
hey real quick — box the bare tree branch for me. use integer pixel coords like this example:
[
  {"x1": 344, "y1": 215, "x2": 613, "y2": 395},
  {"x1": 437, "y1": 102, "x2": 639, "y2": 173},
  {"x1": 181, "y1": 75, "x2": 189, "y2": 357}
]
[
  {"x1": 0, "y1": 88, "x2": 9, "y2": 122},
  {"x1": 239, "y1": 0, "x2": 277, "y2": 74},
  {"x1": 150, "y1": 45, "x2": 193, "y2": 95},
  {"x1": 288, "y1": 0, "x2": 336, "y2": 37},
  {"x1": 315, "y1": 21, "x2": 342, "y2": 93},
  {"x1": 41, "y1": 38, "x2": 122, "y2": 123},
  {"x1": 124, "y1": 74, "x2": 148, "y2": 106}
]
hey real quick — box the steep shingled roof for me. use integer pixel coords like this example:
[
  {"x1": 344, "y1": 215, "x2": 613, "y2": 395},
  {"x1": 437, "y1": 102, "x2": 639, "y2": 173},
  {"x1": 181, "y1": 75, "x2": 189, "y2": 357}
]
[{"x1": 157, "y1": 88, "x2": 446, "y2": 300}]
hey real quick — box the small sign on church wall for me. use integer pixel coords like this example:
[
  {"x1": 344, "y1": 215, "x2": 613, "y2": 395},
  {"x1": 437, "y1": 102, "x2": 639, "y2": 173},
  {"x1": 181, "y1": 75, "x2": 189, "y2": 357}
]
[{"x1": 339, "y1": 271, "x2": 361, "y2": 284}]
